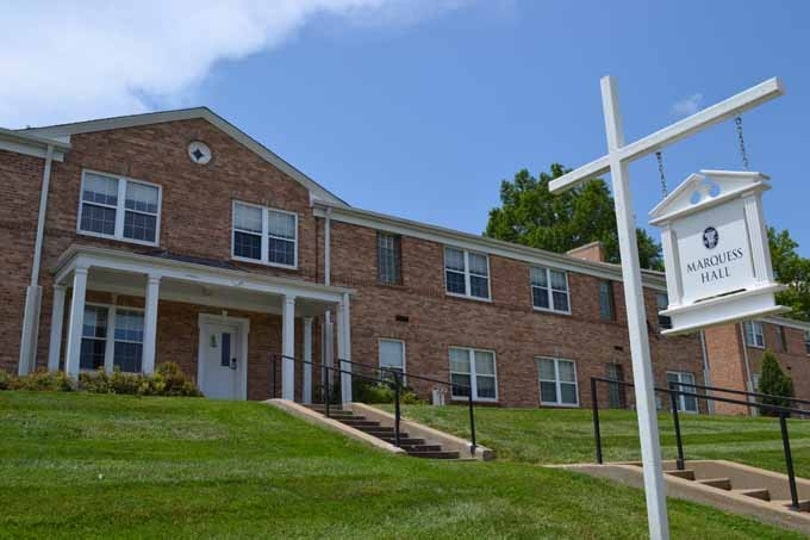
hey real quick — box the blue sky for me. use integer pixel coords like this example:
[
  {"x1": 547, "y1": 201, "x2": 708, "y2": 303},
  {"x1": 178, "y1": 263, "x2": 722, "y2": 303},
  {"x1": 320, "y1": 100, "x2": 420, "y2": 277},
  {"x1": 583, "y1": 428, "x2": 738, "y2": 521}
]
[{"x1": 3, "y1": 1, "x2": 807, "y2": 255}]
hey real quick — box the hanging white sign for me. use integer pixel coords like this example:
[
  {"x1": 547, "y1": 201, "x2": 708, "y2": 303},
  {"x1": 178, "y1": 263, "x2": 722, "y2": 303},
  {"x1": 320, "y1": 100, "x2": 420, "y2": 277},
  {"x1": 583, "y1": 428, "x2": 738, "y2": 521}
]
[{"x1": 649, "y1": 169, "x2": 786, "y2": 335}]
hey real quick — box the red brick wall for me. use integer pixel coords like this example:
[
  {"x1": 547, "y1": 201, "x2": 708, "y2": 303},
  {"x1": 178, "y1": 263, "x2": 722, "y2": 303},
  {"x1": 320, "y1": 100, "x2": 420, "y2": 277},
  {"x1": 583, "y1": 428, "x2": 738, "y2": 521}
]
[
  {"x1": 0, "y1": 150, "x2": 44, "y2": 372},
  {"x1": 744, "y1": 323, "x2": 810, "y2": 402},
  {"x1": 328, "y1": 220, "x2": 705, "y2": 408}
]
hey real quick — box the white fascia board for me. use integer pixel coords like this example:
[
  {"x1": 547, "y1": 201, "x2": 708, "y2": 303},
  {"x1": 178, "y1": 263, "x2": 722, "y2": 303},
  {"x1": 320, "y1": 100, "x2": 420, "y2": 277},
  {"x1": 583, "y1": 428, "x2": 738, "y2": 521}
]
[
  {"x1": 54, "y1": 246, "x2": 352, "y2": 303},
  {"x1": 0, "y1": 129, "x2": 69, "y2": 161},
  {"x1": 19, "y1": 107, "x2": 347, "y2": 207},
  {"x1": 761, "y1": 315, "x2": 810, "y2": 331},
  {"x1": 313, "y1": 203, "x2": 668, "y2": 290}
]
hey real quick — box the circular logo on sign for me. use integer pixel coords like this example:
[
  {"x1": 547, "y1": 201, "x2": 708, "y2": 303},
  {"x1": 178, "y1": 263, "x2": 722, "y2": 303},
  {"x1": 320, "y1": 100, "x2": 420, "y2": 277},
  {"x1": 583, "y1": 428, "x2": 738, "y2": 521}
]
[
  {"x1": 187, "y1": 141, "x2": 212, "y2": 165},
  {"x1": 702, "y1": 226, "x2": 719, "y2": 250}
]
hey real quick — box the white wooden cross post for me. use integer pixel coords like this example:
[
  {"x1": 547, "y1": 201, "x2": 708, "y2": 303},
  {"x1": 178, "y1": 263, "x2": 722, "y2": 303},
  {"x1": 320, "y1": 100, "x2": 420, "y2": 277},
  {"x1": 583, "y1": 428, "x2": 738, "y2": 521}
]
[{"x1": 549, "y1": 76, "x2": 784, "y2": 540}]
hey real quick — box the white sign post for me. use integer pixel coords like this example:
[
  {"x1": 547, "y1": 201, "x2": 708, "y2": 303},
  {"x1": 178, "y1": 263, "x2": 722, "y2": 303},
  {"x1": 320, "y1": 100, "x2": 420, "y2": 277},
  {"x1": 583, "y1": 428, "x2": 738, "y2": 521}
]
[{"x1": 549, "y1": 76, "x2": 783, "y2": 540}]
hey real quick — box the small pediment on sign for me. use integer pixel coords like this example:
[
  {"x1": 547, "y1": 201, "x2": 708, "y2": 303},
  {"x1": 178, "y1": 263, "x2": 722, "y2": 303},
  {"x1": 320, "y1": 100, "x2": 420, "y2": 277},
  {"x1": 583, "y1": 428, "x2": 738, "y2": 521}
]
[{"x1": 649, "y1": 169, "x2": 769, "y2": 225}]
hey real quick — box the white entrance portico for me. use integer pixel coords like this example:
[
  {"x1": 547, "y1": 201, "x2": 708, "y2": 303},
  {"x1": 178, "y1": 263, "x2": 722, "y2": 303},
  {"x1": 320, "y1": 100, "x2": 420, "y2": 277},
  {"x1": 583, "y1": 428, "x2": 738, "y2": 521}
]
[{"x1": 48, "y1": 245, "x2": 353, "y2": 401}]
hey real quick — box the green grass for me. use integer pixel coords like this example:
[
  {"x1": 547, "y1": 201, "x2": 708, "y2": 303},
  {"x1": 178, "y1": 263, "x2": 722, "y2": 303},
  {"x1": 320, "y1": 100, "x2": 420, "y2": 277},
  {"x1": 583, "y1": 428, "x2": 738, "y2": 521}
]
[
  {"x1": 381, "y1": 404, "x2": 810, "y2": 477},
  {"x1": 0, "y1": 392, "x2": 801, "y2": 539}
]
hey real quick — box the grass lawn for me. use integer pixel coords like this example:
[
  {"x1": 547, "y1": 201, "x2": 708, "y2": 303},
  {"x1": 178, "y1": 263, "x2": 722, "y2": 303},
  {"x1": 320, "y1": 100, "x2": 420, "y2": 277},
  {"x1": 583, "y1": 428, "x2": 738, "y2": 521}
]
[
  {"x1": 382, "y1": 404, "x2": 810, "y2": 477},
  {"x1": 0, "y1": 392, "x2": 801, "y2": 538}
]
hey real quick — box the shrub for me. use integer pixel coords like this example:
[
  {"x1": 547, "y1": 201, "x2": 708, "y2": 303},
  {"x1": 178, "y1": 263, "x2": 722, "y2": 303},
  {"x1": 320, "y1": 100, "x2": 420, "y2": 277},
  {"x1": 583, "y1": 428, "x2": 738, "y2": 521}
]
[
  {"x1": 11, "y1": 369, "x2": 75, "y2": 392},
  {"x1": 758, "y1": 350, "x2": 794, "y2": 416},
  {"x1": 352, "y1": 378, "x2": 423, "y2": 404},
  {"x1": 0, "y1": 369, "x2": 12, "y2": 390},
  {"x1": 76, "y1": 362, "x2": 202, "y2": 397}
]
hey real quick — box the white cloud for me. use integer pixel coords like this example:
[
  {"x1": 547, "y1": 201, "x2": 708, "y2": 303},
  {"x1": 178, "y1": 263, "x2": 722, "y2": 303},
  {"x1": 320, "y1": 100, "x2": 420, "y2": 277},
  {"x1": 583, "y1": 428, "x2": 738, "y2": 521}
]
[
  {"x1": 0, "y1": 0, "x2": 469, "y2": 128},
  {"x1": 670, "y1": 93, "x2": 704, "y2": 117}
]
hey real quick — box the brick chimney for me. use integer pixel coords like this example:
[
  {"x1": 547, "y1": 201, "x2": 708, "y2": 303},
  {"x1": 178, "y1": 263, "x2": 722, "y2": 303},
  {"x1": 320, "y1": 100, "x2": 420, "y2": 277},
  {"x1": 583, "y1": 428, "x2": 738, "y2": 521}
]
[{"x1": 566, "y1": 241, "x2": 605, "y2": 263}]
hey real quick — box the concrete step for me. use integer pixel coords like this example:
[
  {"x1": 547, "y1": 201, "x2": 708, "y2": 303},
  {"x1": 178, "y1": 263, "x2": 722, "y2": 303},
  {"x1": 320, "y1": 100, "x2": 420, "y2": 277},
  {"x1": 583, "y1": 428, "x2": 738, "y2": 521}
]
[
  {"x1": 339, "y1": 420, "x2": 380, "y2": 428},
  {"x1": 380, "y1": 437, "x2": 426, "y2": 446},
  {"x1": 399, "y1": 444, "x2": 442, "y2": 452},
  {"x1": 772, "y1": 499, "x2": 810, "y2": 512},
  {"x1": 666, "y1": 469, "x2": 696, "y2": 481},
  {"x1": 407, "y1": 450, "x2": 461, "y2": 460},
  {"x1": 698, "y1": 478, "x2": 732, "y2": 491},
  {"x1": 734, "y1": 488, "x2": 771, "y2": 502}
]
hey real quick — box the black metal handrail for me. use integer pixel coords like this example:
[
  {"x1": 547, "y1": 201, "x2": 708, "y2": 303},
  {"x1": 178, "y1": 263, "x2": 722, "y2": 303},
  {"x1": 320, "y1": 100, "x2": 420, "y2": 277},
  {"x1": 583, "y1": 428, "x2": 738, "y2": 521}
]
[
  {"x1": 332, "y1": 356, "x2": 477, "y2": 453},
  {"x1": 269, "y1": 353, "x2": 477, "y2": 454},
  {"x1": 590, "y1": 376, "x2": 804, "y2": 511},
  {"x1": 668, "y1": 380, "x2": 810, "y2": 413}
]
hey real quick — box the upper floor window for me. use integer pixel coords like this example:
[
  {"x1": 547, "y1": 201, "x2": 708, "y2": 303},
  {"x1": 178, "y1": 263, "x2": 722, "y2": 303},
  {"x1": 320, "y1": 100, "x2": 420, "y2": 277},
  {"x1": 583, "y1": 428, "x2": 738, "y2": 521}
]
[
  {"x1": 805, "y1": 330, "x2": 810, "y2": 355},
  {"x1": 449, "y1": 347, "x2": 497, "y2": 401},
  {"x1": 445, "y1": 247, "x2": 490, "y2": 300},
  {"x1": 79, "y1": 171, "x2": 160, "y2": 245},
  {"x1": 531, "y1": 266, "x2": 570, "y2": 313},
  {"x1": 775, "y1": 326, "x2": 788, "y2": 353},
  {"x1": 656, "y1": 293, "x2": 672, "y2": 330},
  {"x1": 377, "y1": 232, "x2": 402, "y2": 285},
  {"x1": 599, "y1": 280, "x2": 615, "y2": 321},
  {"x1": 744, "y1": 320, "x2": 765, "y2": 348},
  {"x1": 232, "y1": 201, "x2": 297, "y2": 268}
]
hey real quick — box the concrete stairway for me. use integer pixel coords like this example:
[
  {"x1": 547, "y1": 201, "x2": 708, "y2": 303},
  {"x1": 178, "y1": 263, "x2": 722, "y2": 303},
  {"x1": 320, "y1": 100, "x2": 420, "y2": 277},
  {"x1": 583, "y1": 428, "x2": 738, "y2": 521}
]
[{"x1": 307, "y1": 405, "x2": 461, "y2": 460}]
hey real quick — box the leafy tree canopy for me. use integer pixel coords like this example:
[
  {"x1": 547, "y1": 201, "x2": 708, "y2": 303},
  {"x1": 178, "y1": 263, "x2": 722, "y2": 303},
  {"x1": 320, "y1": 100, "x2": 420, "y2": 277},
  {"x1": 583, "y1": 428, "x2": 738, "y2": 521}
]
[
  {"x1": 768, "y1": 227, "x2": 810, "y2": 321},
  {"x1": 484, "y1": 164, "x2": 663, "y2": 270}
]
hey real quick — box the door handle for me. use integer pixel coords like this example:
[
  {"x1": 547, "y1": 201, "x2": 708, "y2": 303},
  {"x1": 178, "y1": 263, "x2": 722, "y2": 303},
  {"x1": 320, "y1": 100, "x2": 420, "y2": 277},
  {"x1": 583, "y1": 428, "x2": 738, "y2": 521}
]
[{"x1": 230, "y1": 357, "x2": 237, "y2": 370}]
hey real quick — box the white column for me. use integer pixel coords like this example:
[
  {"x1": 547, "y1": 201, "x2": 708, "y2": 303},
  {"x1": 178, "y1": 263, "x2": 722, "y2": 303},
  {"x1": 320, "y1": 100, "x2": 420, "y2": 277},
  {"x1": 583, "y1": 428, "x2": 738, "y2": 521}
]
[
  {"x1": 302, "y1": 316, "x2": 313, "y2": 404},
  {"x1": 47, "y1": 284, "x2": 66, "y2": 372},
  {"x1": 142, "y1": 275, "x2": 161, "y2": 375},
  {"x1": 743, "y1": 194, "x2": 774, "y2": 284},
  {"x1": 337, "y1": 293, "x2": 352, "y2": 404},
  {"x1": 64, "y1": 267, "x2": 89, "y2": 378},
  {"x1": 281, "y1": 295, "x2": 296, "y2": 400}
]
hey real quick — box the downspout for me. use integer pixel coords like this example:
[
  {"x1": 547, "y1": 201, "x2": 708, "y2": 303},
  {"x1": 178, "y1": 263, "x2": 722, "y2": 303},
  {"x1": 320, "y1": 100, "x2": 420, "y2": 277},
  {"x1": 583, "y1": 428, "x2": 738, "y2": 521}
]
[
  {"x1": 699, "y1": 330, "x2": 714, "y2": 415},
  {"x1": 739, "y1": 322, "x2": 755, "y2": 416},
  {"x1": 18, "y1": 144, "x2": 55, "y2": 374},
  {"x1": 324, "y1": 207, "x2": 331, "y2": 287}
]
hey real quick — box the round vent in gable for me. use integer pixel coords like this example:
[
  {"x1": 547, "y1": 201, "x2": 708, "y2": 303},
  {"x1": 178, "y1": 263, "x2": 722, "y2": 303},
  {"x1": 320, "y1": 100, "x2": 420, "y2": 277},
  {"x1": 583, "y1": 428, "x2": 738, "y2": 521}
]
[{"x1": 188, "y1": 141, "x2": 212, "y2": 165}]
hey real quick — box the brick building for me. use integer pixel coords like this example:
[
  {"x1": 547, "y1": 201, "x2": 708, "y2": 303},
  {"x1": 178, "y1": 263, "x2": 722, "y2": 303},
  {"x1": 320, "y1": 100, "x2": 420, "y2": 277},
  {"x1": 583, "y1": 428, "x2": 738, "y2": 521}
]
[{"x1": 1, "y1": 108, "x2": 806, "y2": 411}]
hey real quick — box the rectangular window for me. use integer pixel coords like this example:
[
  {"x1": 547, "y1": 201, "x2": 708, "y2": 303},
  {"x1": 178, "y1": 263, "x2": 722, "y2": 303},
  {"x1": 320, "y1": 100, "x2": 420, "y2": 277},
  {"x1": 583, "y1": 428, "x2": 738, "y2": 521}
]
[
  {"x1": 449, "y1": 347, "x2": 497, "y2": 401},
  {"x1": 599, "y1": 281, "x2": 615, "y2": 321},
  {"x1": 377, "y1": 232, "x2": 402, "y2": 285},
  {"x1": 606, "y1": 363, "x2": 626, "y2": 409},
  {"x1": 79, "y1": 171, "x2": 160, "y2": 244},
  {"x1": 538, "y1": 357, "x2": 579, "y2": 406},
  {"x1": 531, "y1": 266, "x2": 570, "y2": 313},
  {"x1": 775, "y1": 326, "x2": 788, "y2": 353},
  {"x1": 378, "y1": 339, "x2": 405, "y2": 380},
  {"x1": 657, "y1": 293, "x2": 672, "y2": 330},
  {"x1": 666, "y1": 371, "x2": 698, "y2": 413},
  {"x1": 444, "y1": 247, "x2": 490, "y2": 300},
  {"x1": 79, "y1": 305, "x2": 144, "y2": 373},
  {"x1": 744, "y1": 321, "x2": 765, "y2": 348},
  {"x1": 232, "y1": 201, "x2": 298, "y2": 268},
  {"x1": 805, "y1": 330, "x2": 810, "y2": 355}
]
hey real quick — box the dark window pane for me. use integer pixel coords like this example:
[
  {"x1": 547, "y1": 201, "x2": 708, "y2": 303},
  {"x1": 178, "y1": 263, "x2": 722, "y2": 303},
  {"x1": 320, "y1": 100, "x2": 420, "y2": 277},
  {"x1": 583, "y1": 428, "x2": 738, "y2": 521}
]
[
  {"x1": 451, "y1": 374, "x2": 471, "y2": 397},
  {"x1": 560, "y1": 383, "x2": 578, "y2": 405},
  {"x1": 446, "y1": 271, "x2": 466, "y2": 295},
  {"x1": 532, "y1": 287, "x2": 550, "y2": 309},
  {"x1": 599, "y1": 281, "x2": 615, "y2": 321},
  {"x1": 220, "y1": 332, "x2": 231, "y2": 367},
  {"x1": 476, "y1": 375, "x2": 496, "y2": 399},
  {"x1": 80, "y1": 204, "x2": 116, "y2": 235},
  {"x1": 268, "y1": 237, "x2": 295, "y2": 266},
  {"x1": 234, "y1": 231, "x2": 261, "y2": 260},
  {"x1": 377, "y1": 232, "x2": 402, "y2": 284},
  {"x1": 470, "y1": 276, "x2": 489, "y2": 299},
  {"x1": 123, "y1": 211, "x2": 157, "y2": 242},
  {"x1": 552, "y1": 291, "x2": 569, "y2": 312},
  {"x1": 80, "y1": 339, "x2": 106, "y2": 370},
  {"x1": 114, "y1": 342, "x2": 143, "y2": 373},
  {"x1": 540, "y1": 381, "x2": 557, "y2": 403}
]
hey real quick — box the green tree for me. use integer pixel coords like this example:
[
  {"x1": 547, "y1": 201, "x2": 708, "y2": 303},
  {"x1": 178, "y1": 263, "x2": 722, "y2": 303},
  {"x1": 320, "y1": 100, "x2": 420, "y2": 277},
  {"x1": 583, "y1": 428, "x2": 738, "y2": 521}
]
[
  {"x1": 768, "y1": 227, "x2": 810, "y2": 321},
  {"x1": 485, "y1": 164, "x2": 663, "y2": 270},
  {"x1": 757, "y1": 350, "x2": 795, "y2": 416}
]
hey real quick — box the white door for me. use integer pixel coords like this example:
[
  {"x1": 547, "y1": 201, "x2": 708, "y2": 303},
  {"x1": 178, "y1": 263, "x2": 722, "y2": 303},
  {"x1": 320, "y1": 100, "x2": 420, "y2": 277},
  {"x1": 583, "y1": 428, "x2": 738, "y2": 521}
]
[{"x1": 198, "y1": 320, "x2": 245, "y2": 400}]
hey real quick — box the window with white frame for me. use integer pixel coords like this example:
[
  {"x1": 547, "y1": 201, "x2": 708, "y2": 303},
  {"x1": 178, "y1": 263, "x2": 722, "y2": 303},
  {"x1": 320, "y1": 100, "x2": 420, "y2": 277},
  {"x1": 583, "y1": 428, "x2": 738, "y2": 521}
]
[
  {"x1": 666, "y1": 371, "x2": 698, "y2": 413},
  {"x1": 232, "y1": 202, "x2": 298, "y2": 268},
  {"x1": 531, "y1": 266, "x2": 570, "y2": 313},
  {"x1": 449, "y1": 347, "x2": 497, "y2": 401},
  {"x1": 80, "y1": 305, "x2": 144, "y2": 373},
  {"x1": 378, "y1": 339, "x2": 405, "y2": 379},
  {"x1": 538, "y1": 357, "x2": 579, "y2": 406},
  {"x1": 744, "y1": 320, "x2": 765, "y2": 348},
  {"x1": 444, "y1": 247, "x2": 490, "y2": 300},
  {"x1": 79, "y1": 171, "x2": 161, "y2": 244},
  {"x1": 377, "y1": 232, "x2": 402, "y2": 285},
  {"x1": 599, "y1": 280, "x2": 615, "y2": 321}
]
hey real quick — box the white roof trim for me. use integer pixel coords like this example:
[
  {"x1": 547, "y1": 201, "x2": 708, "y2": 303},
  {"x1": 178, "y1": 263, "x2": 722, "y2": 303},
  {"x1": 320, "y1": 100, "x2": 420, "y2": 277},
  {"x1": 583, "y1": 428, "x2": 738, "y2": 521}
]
[
  {"x1": 313, "y1": 202, "x2": 668, "y2": 289},
  {"x1": 0, "y1": 127, "x2": 69, "y2": 161},
  {"x1": 54, "y1": 245, "x2": 353, "y2": 303},
  {"x1": 761, "y1": 315, "x2": 810, "y2": 331},
  {"x1": 19, "y1": 107, "x2": 346, "y2": 206}
]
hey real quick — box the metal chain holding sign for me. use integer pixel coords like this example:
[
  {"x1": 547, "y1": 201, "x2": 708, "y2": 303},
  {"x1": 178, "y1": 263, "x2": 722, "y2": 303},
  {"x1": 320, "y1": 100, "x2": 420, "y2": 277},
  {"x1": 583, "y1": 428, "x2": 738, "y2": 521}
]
[
  {"x1": 655, "y1": 151, "x2": 668, "y2": 199},
  {"x1": 735, "y1": 116, "x2": 750, "y2": 170}
]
